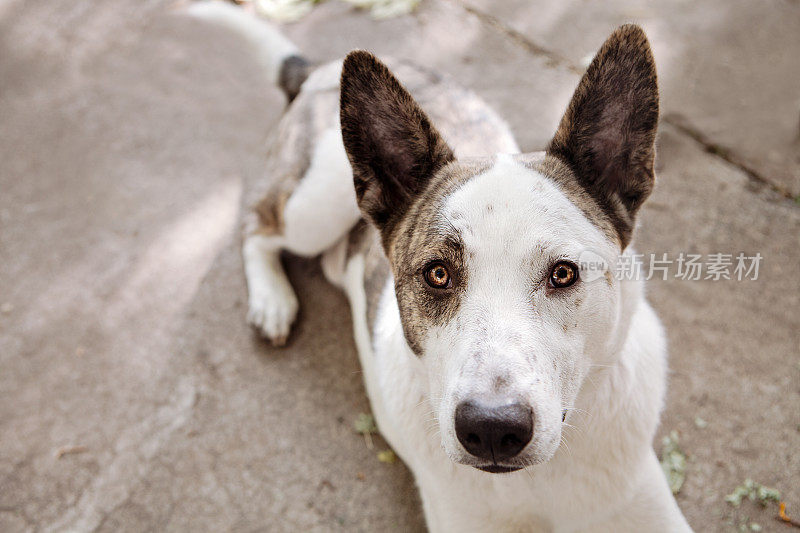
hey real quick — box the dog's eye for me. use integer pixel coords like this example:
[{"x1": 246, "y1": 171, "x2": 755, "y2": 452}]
[
  {"x1": 549, "y1": 261, "x2": 578, "y2": 288},
  {"x1": 424, "y1": 262, "x2": 451, "y2": 289}
]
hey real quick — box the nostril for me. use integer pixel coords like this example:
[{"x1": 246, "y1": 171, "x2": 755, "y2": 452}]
[
  {"x1": 455, "y1": 400, "x2": 533, "y2": 462},
  {"x1": 500, "y1": 433, "x2": 521, "y2": 448},
  {"x1": 455, "y1": 402, "x2": 494, "y2": 460}
]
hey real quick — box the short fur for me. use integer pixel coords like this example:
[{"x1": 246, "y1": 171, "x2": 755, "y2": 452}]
[{"x1": 190, "y1": 3, "x2": 692, "y2": 531}]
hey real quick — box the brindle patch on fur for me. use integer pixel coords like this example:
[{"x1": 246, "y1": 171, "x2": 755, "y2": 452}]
[
  {"x1": 242, "y1": 87, "x2": 325, "y2": 237},
  {"x1": 253, "y1": 190, "x2": 290, "y2": 235},
  {"x1": 387, "y1": 159, "x2": 492, "y2": 355},
  {"x1": 346, "y1": 220, "x2": 390, "y2": 331}
]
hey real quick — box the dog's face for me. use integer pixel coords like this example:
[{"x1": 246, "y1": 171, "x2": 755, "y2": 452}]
[
  {"x1": 386, "y1": 155, "x2": 626, "y2": 471},
  {"x1": 340, "y1": 25, "x2": 659, "y2": 472}
]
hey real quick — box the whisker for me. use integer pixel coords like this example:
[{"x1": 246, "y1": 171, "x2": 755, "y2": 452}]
[{"x1": 559, "y1": 434, "x2": 573, "y2": 458}]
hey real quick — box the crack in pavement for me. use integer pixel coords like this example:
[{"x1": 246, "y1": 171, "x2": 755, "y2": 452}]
[
  {"x1": 661, "y1": 113, "x2": 797, "y2": 200},
  {"x1": 451, "y1": 0, "x2": 798, "y2": 203}
]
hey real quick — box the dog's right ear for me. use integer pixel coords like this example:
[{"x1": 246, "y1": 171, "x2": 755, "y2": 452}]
[{"x1": 340, "y1": 51, "x2": 454, "y2": 240}]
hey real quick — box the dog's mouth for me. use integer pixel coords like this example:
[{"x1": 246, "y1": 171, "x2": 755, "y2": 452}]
[{"x1": 474, "y1": 464, "x2": 523, "y2": 474}]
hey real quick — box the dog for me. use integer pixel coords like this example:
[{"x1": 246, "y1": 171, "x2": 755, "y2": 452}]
[{"x1": 188, "y1": 3, "x2": 692, "y2": 531}]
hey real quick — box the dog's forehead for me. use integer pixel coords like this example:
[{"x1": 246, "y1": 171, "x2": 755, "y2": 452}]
[{"x1": 440, "y1": 155, "x2": 605, "y2": 253}]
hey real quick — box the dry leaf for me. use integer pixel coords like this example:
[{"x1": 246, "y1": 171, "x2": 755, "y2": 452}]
[{"x1": 377, "y1": 450, "x2": 396, "y2": 463}]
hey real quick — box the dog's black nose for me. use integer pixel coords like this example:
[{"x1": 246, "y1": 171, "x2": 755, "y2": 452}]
[{"x1": 454, "y1": 400, "x2": 533, "y2": 462}]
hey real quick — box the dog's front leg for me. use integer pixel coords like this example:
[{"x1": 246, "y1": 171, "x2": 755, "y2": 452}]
[
  {"x1": 243, "y1": 128, "x2": 362, "y2": 345},
  {"x1": 418, "y1": 482, "x2": 451, "y2": 533},
  {"x1": 419, "y1": 484, "x2": 465, "y2": 533},
  {"x1": 418, "y1": 478, "x2": 500, "y2": 533},
  {"x1": 589, "y1": 451, "x2": 693, "y2": 533},
  {"x1": 243, "y1": 234, "x2": 299, "y2": 346}
]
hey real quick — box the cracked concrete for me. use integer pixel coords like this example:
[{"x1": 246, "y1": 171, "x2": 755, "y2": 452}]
[
  {"x1": 0, "y1": 1, "x2": 798, "y2": 531},
  {"x1": 458, "y1": 0, "x2": 800, "y2": 198}
]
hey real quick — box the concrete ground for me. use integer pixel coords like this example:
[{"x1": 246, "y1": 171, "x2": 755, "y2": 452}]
[{"x1": 0, "y1": 0, "x2": 798, "y2": 531}]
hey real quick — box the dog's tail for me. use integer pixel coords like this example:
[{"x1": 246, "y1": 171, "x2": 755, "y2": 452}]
[{"x1": 184, "y1": 1, "x2": 311, "y2": 102}]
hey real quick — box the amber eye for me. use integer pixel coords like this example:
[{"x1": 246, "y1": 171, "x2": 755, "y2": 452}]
[
  {"x1": 550, "y1": 261, "x2": 578, "y2": 288},
  {"x1": 424, "y1": 262, "x2": 451, "y2": 289}
]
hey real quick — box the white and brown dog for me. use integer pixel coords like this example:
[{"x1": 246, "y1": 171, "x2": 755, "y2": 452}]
[{"x1": 189, "y1": 3, "x2": 692, "y2": 531}]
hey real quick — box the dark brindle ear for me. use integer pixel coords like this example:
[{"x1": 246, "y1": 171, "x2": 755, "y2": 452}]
[
  {"x1": 547, "y1": 24, "x2": 659, "y2": 249},
  {"x1": 340, "y1": 51, "x2": 454, "y2": 241}
]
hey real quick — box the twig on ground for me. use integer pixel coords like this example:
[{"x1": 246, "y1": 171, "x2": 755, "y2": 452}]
[{"x1": 54, "y1": 445, "x2": 88, "y2": 459}]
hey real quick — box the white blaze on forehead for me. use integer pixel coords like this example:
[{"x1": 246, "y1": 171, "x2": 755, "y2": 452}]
[
  {"x1": 423, "y1": 157, "x2": 626, "y2": 466},
  {"x1": 442, "y1": 155, "x2": 607, "y2": 260},
  {"x1": 433, "y1": 155, "x2": 613, "y2": 408}
]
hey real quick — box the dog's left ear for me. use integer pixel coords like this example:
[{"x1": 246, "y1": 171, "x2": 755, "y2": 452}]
[
  {"x1": 340, "y1": 51, "x2": 454, "y2": 243},
  {"x1": 547, "y1": 24, "x2": 659, "y2": 249}
]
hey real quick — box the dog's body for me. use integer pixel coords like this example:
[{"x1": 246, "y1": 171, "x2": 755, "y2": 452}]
[{"x1": 189, "y1": 3, "x2": 692, "y2": 531}]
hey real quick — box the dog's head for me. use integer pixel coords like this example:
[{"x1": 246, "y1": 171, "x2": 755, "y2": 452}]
[{"x1": 340, "y1": 25, "x2": 658, "y2": 473}]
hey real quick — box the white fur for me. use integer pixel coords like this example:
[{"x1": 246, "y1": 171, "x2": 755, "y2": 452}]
[
  {"x1": 339, "y1": 158, "x2": 692, "y2": 531},
  {"x1": 282, "y1": 128, "x2": 362, "y2": 255},
  {"x1": 243, "y1": 234, "x2": 298, "y2": 344},
  {"x1": 243, "y1": 127, "x2": 358, "y2": 342},
  {"x1": 183, "y1": 1, "x2": 299, "y2": 85},
  {"x1": 243, "y1": 151, "x2": 691, "y2": 529}
]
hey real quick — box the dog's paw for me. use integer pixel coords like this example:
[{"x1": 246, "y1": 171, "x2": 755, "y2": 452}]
[{"x1": 246, "y1": 289, "x2": 298, "y2": 346}]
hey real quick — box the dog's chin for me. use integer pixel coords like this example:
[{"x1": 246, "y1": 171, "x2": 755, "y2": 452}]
[{"x1": 474, "y1": 464, "x2": 523, "y2": 474}]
